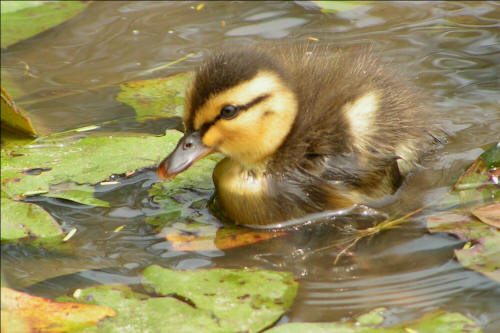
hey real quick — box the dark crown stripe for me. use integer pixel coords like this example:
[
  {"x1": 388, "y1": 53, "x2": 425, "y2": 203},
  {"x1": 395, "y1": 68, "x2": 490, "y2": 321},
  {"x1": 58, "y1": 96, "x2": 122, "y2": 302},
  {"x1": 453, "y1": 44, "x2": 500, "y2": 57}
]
[{"x1": 198, "y1": 93, "x2": 271, "y2": 136}]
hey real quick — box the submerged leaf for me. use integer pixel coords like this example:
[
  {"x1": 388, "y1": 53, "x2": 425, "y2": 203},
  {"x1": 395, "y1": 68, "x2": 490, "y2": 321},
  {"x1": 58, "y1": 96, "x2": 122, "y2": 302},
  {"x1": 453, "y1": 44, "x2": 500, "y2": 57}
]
[
  {"x1": 116, "y1": 72, "x2": 193, "y2": 122},
  {"x1": 0, "y1": 1, "x2": 90, "y2": 48},
  {"x1": 142, "y1": 265, "x2": 298, "y2": 333},
  {"x1": 472, "y1": 203, "x2": 500, "y2": 228},
  {"x1": 164, "y1": 221, "x2": 287, "y2": 251},
  {"x1": 1, "y1": 287, "x2": 115, "y2": 332}
]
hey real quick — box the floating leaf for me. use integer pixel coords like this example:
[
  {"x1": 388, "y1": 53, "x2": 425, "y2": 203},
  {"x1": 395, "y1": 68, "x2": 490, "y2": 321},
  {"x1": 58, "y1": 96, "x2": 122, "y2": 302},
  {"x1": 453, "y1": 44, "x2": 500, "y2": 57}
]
[
  {"x1": 1, "y1": 130, "x2": 183, "y2": 202},
  {"x1": 1, "y1": 192, "x2": 62, "y2": 241},
  {"x1": 442, "y1": 142, "x2": 499, "y2": 209},
  {"x1": 427, "y1": 142, "x2": 500, "y2": 282},
  {"x1": 0, "y1": 1, "x2": 91, "y2": 48},
  {"x1": 142, "y1": 265, "x2": 298, "y2": 333},
  {"x1": 0, "y1": 287, "x2": 116, "y2": 333},
  {"x1": 116, "y1": 72, "x2": 193, "y2": 122},
  {"x1": 56, "y1": 284, "x2": 218, "y2": 333},
  {"x1": 266, "y1": 308, "x2": 481, "y2": 333},
  {"x1": 55, "y1": 266, "x2": 297, "y2": 333},
  {"x1": 1, "y1": 87, "x2": 38, "y2": 137}
]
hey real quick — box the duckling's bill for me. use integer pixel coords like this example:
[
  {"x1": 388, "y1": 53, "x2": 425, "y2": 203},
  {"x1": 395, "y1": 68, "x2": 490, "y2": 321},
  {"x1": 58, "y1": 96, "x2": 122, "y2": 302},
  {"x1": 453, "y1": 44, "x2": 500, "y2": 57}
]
[{"x1": 157, "y1": 131, "x2": 213, "y2": 179}]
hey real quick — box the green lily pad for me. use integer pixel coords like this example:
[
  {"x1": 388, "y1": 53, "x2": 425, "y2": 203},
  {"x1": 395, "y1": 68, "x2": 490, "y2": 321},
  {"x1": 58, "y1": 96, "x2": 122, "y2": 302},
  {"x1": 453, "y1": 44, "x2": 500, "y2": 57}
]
[
  {"x1": 56, "y1": 266, "x2": 297, "y2": 332},
  {"x1": 56, "y1": 284, "x2": 218, "y2": 333},
  {"x1": 312, "y1": 1, "x2": 369, "y2": 13},
  {"x1": 116, "y1": 72, "x2": 193, "y2": 122},
  {"x1": 266, "y1": 307, "x2": 481, "y2": 333},
  {"x1": 0, "y1": 1, "x2": 90, "y2": 48},
  {"x1": 1, "y1": 192, "x2": 62, "y2": 241},
  {"x1": 142, "y1": 265, "x2": 298, "y2": 333},
  {"x1": 1, "y1": 130, "x2": 183, "y2": 201}
]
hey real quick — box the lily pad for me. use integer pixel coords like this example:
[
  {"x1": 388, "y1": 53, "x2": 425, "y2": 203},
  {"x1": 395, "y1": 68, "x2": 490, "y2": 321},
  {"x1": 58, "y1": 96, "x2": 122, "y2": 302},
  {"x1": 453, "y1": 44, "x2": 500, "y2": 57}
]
[
  {"x1": 442, "y1": 142, "x2": 499, "y2": 209},
  {"x1": 0, "y1": 1, "x2": 90, "y2": 48},
  {"x1": 1, "y1": 130, "x2": 184, "y2": 201},
  {"x1": 1, "y1": 192, "x2": 62, "y2": 241},
  {"x1": 116, "y1": 72, "x2": 193, "y2": 122},
  {"x1": 55, "y1": 266, "x2": 297, "y2": 332},
  {"x1": 1, "y1": 287, "x2": 116, "y2": 333},
  {"x1": 266, "y1": 307, "x2": 481, "y2": 333},
  {"x1": 56, "y1": 284, "x2": 218, "y2": 333},
  {"x1": 142, "y1": 265, "x2": 298, "y2": 333},
  {"x1": 427, "y1": 142, "x2": 500, "y2": 282},
  {"x1": 1, "y1": 87, "x2": 38, "y2": 137}
]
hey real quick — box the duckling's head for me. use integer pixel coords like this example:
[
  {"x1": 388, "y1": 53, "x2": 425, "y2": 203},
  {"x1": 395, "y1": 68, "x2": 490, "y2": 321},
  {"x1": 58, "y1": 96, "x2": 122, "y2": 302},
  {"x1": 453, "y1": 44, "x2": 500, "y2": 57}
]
[{"x1": 158, "y1": 49, "x2": 298, "y2": 178}]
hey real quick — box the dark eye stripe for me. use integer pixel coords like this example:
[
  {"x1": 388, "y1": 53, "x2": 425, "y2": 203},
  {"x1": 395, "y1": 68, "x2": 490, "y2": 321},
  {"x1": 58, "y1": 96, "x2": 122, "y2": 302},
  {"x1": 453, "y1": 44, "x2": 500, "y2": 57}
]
[{"x1": 198, "y1": 93, "x2": 271, "y2": 135}]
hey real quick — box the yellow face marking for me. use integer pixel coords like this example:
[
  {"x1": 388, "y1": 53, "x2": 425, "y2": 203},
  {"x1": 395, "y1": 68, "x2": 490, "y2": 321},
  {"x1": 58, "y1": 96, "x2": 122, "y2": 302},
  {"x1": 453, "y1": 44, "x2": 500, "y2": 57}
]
[{"x1": 192, "y1": 71, "x2": 298, "y2": 169}]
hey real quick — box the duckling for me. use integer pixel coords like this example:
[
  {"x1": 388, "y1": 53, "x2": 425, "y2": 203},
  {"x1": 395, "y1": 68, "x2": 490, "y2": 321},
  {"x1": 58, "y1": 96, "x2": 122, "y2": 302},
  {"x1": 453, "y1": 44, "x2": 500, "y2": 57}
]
[{"x1": 157, "y1": 44, "x2": 442, "y2": 226}]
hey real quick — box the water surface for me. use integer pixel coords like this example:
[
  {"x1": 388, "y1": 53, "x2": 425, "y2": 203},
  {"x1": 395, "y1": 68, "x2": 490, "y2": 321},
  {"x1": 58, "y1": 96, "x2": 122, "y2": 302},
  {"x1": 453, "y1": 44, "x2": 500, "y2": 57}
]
[{"x1": 2, "y1": 1, "x2": 499, "y2": 331}]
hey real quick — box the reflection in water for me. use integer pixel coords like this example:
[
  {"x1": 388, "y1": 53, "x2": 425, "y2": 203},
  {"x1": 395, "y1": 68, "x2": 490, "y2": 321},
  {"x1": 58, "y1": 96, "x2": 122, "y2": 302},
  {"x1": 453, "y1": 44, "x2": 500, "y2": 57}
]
[{"x1": 2, "y1": 1, "x2": 500, "y2": 331}]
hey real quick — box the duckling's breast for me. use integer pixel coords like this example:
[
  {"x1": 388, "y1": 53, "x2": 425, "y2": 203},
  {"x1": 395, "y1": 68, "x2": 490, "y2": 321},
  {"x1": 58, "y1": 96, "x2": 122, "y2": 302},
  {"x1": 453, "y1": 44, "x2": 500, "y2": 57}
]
[
  {"x1": 212, "y1": 157, "x2": 278, "y2": 225},
  {"x1": 212, "y1": 157, "x2": 356, "y2": 225}
]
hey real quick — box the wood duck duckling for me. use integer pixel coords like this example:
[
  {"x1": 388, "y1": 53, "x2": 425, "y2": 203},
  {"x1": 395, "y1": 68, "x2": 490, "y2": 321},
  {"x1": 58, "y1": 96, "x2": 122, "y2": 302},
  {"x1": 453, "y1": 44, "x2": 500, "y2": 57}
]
[{"x1": 157, "y1": 44, "x2": 442, "y2": 226}]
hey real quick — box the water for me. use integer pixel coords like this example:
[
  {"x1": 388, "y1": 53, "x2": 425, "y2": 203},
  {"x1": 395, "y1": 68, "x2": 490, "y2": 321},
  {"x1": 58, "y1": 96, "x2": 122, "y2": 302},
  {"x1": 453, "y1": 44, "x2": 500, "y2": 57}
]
[{"x1": 2, "y1": 1, "x2": 500, "y2": 331}]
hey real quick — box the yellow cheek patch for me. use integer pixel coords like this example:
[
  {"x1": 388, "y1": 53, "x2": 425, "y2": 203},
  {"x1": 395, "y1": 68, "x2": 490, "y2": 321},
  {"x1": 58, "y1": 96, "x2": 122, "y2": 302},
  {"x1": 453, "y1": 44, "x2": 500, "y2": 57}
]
[{"x1": 202, "y1": 126, "x2": 222, "y2": 148}]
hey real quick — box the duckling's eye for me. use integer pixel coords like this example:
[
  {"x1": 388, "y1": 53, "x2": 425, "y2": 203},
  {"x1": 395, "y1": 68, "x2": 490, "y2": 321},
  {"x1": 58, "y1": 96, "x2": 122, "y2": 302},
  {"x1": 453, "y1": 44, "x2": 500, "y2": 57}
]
[{"x1": 220, "y1": 105, "x2": 239, "y2": 120}]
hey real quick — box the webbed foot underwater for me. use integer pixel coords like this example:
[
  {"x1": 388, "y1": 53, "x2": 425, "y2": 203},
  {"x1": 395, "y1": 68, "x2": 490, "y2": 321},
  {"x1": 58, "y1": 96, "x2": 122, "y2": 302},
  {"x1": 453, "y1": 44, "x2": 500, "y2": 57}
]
[{"x1": 157, "y1": 44, "x2": 443, "y2": 226}]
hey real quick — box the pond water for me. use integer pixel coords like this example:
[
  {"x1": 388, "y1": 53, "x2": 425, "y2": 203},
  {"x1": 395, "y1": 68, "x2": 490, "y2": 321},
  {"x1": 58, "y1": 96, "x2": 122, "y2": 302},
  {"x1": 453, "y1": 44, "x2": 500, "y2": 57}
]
[{"x1": 2, "y1": 1, "x2": 500, "y2": 331}]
